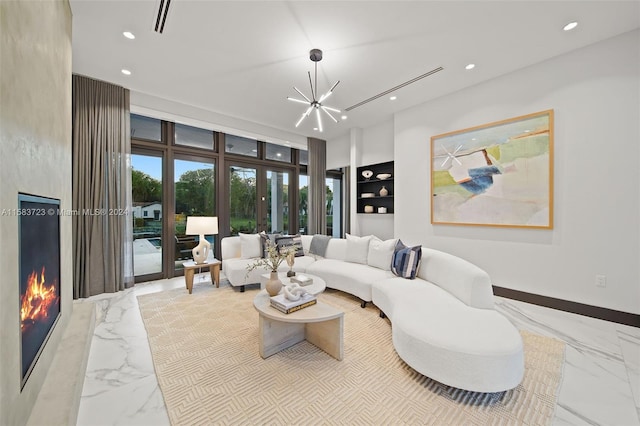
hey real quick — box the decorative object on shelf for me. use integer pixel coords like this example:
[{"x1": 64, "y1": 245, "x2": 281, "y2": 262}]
[
  {"x1": 283, "y1": 283, "x2": 308, "y2": 301},
  {"x1": 361, "y1": 192, "x2": 375, "y2": 198},
  {"x1": 376, "y1": 173, "x2": 392, "y2": 180},
  {"x1": 185, "y1": 216, "x2": 218, "y2": 264},
  {"x1": 378, "y1": 207, "x2": 387, "y2": 214},
  {"x1": 431, "y1": 109, "x2": 553, "y2": 228},
  {"x1": 361, "y1": 170, "x2": 373, "y2": 180},
  {"x1": 379, "y1": 186, "x2": 389, "y2": 197},
  {"x1": 287, "y1": 49, "x2": 341, "y2": 132},
  {"x1": 364, "y1": 205, "x2": 374, "y2": 213},
  {"x1": 246, "y1": 240, "x2": 297, "y2": 296},
  {"x1": 286, "y1": 252, "x2": 296, "y2": 277}
]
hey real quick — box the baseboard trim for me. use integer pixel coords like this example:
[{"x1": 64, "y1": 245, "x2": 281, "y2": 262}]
[{"x1": 493, "y1": 286, "x2": 640, "y2": 328}]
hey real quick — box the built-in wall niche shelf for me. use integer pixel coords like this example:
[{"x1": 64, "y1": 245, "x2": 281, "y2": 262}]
[{"x1": 357, "y1": 161, "x2": 394, "y2": 214}]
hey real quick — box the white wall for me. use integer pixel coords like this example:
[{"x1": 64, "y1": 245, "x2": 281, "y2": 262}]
[
  {"x1": 326, "y1": 133, "x2": 350, "y2": 170},
  {"x1": 328, "y1": 120, "x2": 396, "y2": 239},
  {"x1": 0, "y1": 1, "x2": 73, "y2": 424},
  {"x1": 361, "y1": 119, "x2": 395, "y2": 166},
  {"x1": 394, "y1": 30, "x2": 639, "y2": 314}
]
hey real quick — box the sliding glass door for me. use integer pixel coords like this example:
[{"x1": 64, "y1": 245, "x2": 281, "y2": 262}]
[
  {"x1": 131, "y1": 152, "x2": 163, "y2": 278},
  {"x1": 266, "y1": 169, "x2": 290, "y2": 234},
  {"x1": 174, "y1": 157, "x2": 215, "y2": 270},
  {"x1": 228, "y1": 164, "x2": 292, "y2": 235},
  {"x1": 228, "y1": 165, "x2": 257, "y2": 235}
]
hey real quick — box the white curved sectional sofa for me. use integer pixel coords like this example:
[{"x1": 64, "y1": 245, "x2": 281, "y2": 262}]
[{"x1": 221, "y1": 234, "x2": 524, "y2": 392}]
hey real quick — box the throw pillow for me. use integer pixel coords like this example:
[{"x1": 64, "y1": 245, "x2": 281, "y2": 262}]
[
  {"x1": 259, "y1": 231, "x2": 281, "y2": 258},
  {"x1": 345, "y1": 233, "x2": 372, "y2": 265},
  {"x1": 367, "y1": 236, "x2": 398, "y2": 271},
  {"x1": 391, "y1": 239, "x2": 422, "y2": 279},
  {"x1": 309, "y1": 234, "x2": 331, "y2": 258},
  {"x1": 239, "y1": 233, "x2": 262, "y2": 259},
  {"x1": 275, "y1": 234, "x2": 305, "y2": 257}
]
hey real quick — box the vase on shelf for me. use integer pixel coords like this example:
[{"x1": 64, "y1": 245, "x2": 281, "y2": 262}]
[
  {"x1": 379, "y1": 186, "x2": 388, "y2": 196},
  {"x1": 265, "y1": 270, "x2": 283, "y2": 296}
]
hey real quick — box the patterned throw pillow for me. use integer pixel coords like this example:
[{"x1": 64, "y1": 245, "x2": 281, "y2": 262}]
[
  {"x1": 259, "y1": 231, "x2": 281, "y2": 258},
  {"x1": 391, "y1": 239, "x2": 422, "y2": 279},
  {"x1": 275, "y1": 235, "x2": 305, "y2": 257}
]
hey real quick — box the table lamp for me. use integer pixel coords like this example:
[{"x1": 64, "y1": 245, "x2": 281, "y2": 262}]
[{"x1": 185, "y1": 216, "x2": 218, "y2": 264}]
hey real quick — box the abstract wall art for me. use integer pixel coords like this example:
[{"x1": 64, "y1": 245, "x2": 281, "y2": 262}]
[{"x1": 431, "y1": 110, "x2": 553, "y2": 228}]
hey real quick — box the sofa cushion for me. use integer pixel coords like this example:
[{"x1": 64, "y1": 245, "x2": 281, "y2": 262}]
[
  {"x1": 418, "y1": 248, "x2": 494, "y2": 309},
  {"x1": 239, "y1": 233, "x2": 262, "y2": 259},
  {"x1": 309, "y1": 234, "x2": 331, "y2": 258},
  {"x1": 367, "y1": 237, "x2": 397, "y2": 271},
  {"x1": 345, "y1": 233, "x2": 372, "y2": 264},
  {"x1": 306, "y1": 258, "x2": 393, "y2": 302},
  {"x1": 275, "y1": 234, "x2": 304, "y2": 257},
  {"x1": 391, "y1": 239, "x2": 421, "y2": 279},
  {"x1": 324, "y1": 238, "x2": 346, "y2": 261},
  {"x1": 372, "y1": 276, "x2": 523, "y2": 392}
]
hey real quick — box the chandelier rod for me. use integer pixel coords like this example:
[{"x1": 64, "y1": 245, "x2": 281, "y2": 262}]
[{"x1": 307, "y1": 72, "x2": 315, "y2": 102}]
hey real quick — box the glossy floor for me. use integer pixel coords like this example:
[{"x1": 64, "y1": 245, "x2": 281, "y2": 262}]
[{"x1": 76, "y1": 275, "x2": 640, "y2": 425}]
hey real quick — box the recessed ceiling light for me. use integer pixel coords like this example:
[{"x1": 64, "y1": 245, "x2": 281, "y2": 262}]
[
  {"x1": 465, "y1": 63, "x2": 475, "y2": 70},
  {"x1": 276, "y1": 153, "x2": 282, "y2": 157},
  {"x1": 563, "y1": 21, "x2": 578, "y2": 31},
  {"x1": 341, "y1": 115, "x2": 347, "y2": 120},
  {"x1": 123, "y1": 31, "x2": 135, "y2": 39},
  {"x1": 389, "y1": 96, "x2": 397, "y2": 101},
  {"x1": 524, "y1": 129, "x2": 531, "y2": 133},
  {"x1": 251, "y1": 149, "x2": 257, "y2": 152},
  {"x1": 121, "y1": 69, "x2": 131, "y2": 75},
  {"x1": 313, "y1": 127, "x2": 318, "y2": 131}
]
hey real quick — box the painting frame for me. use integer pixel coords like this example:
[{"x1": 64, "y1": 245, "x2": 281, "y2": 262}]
[{"x1": 430, "y1": 109, "x2": 554, "y2": 229}]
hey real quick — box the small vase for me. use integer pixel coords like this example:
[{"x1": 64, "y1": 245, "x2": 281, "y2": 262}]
[
  {"x1": 379, "y1": 186, "x2": 388, "y2": 196},
  {"x1": 265, "y1": 271, "x2": 282, "y2": 296}
]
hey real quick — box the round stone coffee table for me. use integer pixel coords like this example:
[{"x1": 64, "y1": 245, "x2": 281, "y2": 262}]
[{"x1": 253, "y1": 273, "x2": 343, "y2": 360}]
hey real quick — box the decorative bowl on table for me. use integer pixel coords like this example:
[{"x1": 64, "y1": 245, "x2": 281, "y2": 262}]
[
  {"x1": 361, "y1": 170, "x2": 373, "y2": 180},
  {"x1": 376, "y1": 173, "x2": 392, "y2": 180}
]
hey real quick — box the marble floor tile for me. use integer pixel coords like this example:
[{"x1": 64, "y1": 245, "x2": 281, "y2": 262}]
[{"x1": 76, "y1": 279, "x2": 640, "y2": 425}]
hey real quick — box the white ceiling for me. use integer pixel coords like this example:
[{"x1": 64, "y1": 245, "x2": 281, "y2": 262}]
[{"x1": 70, "y1": 1, "x2": 640, "y2": 141}]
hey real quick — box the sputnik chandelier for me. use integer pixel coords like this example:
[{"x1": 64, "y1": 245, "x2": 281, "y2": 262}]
[{"x1": 287, "y1": 49, "x2": 340, "y2": 132}]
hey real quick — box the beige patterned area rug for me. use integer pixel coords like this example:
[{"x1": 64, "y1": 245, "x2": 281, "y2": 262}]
[{"x1": 138, "y1": 283, "x2": 565, "y2": 425}]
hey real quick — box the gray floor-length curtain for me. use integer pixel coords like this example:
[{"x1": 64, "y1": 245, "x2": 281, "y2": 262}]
[
  {"x1": 72, "y1": 75, "x2": 134, "y2": 298},
  {"x1": 307, "y1": 137, "x2": 326, "y2": 235}
]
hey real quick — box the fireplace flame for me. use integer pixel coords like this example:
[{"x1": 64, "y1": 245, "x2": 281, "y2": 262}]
[{"x1": 20, "y1": 267, "x2": 58, "y2": 330}]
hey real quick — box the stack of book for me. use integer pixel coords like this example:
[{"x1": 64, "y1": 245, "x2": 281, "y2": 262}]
[
  {"x1": 270, "y1": 293, "x2": 317, "y2": 314},
  {"x1": 290, "y1": 274, "x2": 313, "y2": 286}
]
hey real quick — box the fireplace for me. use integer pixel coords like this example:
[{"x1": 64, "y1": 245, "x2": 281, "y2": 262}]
[{"x1": 19, "y1": 193, "x2": 61, "y2": 389}]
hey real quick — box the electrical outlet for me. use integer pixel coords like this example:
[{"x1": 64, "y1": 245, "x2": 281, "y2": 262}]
[{"x1": 595, "y1": 275, "x2": 606, "y2": 288}]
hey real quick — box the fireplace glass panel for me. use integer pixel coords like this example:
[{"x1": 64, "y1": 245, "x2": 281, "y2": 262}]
[{"x1": 18, "y1": 194, "x2": 61, "y2": 388}]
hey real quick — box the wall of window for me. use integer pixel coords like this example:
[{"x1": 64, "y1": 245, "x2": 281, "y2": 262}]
[{"x1": 130, "y1": 114, "x2": 341, "y2": 282}]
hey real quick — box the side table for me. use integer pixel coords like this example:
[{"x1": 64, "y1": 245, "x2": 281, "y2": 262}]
[{"x1": 183, "y1": 259, "x2": 221, "y2": 294}]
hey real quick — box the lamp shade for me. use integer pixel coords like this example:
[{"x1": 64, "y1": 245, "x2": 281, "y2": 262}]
[{"x1": 185, "y1": 216, "x2": 218, "y2": 236}]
